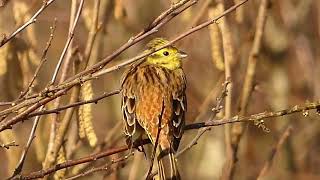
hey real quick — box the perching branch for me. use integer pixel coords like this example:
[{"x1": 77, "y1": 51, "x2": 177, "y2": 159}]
[{"x1": 20, "y1": 101, "x2": 319, "y2": 179}]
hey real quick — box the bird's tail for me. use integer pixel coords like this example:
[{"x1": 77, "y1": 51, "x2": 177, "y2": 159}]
[{"x1": 157, "y1": 149, "x2": 181, "y2": 180}]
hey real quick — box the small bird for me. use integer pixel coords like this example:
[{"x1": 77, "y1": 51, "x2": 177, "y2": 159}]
[{"x1": 121, "y1": 38, "x2": 187, "y2": 180}]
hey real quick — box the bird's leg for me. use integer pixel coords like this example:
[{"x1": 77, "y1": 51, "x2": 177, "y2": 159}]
[
  {"x1": 137, "y1": 144, "x2": 147, "y2": 158},
  {"x1": 135, "y1": 134, "x2": 147, "y2": 158},
  {"x1": 125, "y1": 135, "x2": 133, "y2": 154}
]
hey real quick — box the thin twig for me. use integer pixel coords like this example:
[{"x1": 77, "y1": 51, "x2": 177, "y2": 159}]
[
  {"x1": 185, "y1": 102, "x2": 320, "y2": 130},
  {"x1": 18, "y1": 19, "x2": 57, "y2": 99},
  {"x1": 43, "y1": 1, "x2": 82, "y2": 176},
  {"x1": 189, "y1": 0, "x2": 212, "y2": 27},
  {"x1": 69, "y1": 121, "x2": 123, "y2": 175},
  {"x1": 0, "y1": 0, "x2": 56, "y2": 47},
  {"x1": 230, "y1": 0, "x2": 269, "y2": 178},
  {"x1": 256, "y1": 126, "x2": 293, "y2": 180},
  {"x1": 0, "y1": 141, "x2": 19, "y2": 149},
  {"x1": 219, "y1": 0, "x2": 236, "y2": 178},
  {"x1": 20, "y1": 139, "x2": 150, "y2": 180},
  {"x1": 238, "y1": 0, "x2": 269, "y2": 114},
  {"x1": 50, "y1": 0, "x2": 84, "y2": 83},
  {"x1": 176, "y1": 81, "x2": 229, "y2": 157},
  {"x1": 10, "y1": 20, "x2": 57, "y2": 179},
  {"x1": 27, "y1": 90, "x2": 120, "y2": 118},
  {"x1": 66, "y1": 153, "x2": 133, "y2": 180},
  {"x1": 0, "y1": 102, "x2": 13, "y2": 106}
]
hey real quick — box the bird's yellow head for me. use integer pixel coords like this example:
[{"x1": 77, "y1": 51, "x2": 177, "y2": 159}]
[{"x1": 145, "y1": 38, "x2": 187, "y2": 70}]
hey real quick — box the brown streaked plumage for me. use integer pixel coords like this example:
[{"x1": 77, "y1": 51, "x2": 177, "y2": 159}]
[{"x1": 121, "y1": 38, "x2": 187, "y2": 180}]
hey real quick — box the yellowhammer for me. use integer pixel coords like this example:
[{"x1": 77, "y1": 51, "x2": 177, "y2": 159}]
[{"x1": 121, "y1": 38, "x2": 187, "y2": 180}]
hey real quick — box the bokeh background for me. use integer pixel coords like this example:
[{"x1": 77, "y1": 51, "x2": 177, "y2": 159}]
[{"x1": 0, "y1": 0, "x2": 320, "y2": 179}]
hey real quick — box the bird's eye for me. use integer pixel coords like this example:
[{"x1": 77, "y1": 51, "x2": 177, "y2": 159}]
[{"x1": 163, "y1": 51, "x2": 169, "y2": 56}]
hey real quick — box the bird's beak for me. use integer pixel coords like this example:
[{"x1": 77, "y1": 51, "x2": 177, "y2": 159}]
[{"x1": 178, "y1": 50, "x2": 188, "y2": 59}]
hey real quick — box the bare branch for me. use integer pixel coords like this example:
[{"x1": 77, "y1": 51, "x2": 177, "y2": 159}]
[
  {"x1": 10, "y1": 20, "x2": 57, "y2": 179},
  {"x1": 0, "y1": 0, "x2": 56, "y2": 47},
  {"x1": 176, "y1": 80, "x2": 230, "y2": 157},
  {"x1": 20, "y1": 100, "x2": 320, "y2": 179},
  {"x1": 230, "y1": 0, "x2": 270, "y2": 178}
]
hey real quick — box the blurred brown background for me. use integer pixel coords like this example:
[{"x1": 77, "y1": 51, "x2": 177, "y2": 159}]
[{"x1": 0, "y1": 0, "x2": 320, "y2": 179}]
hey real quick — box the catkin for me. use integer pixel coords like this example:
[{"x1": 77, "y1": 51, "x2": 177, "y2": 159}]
[
  {"x1": 78, "y1": 108, "x2": 87, "y2": 139},
  {"x1": 53, "y1": 147, "x2": 66, "y2": 180},
  {"x1": 78, "y1": 81, "x2": 98, "y2": 147},
  {"x1": 208, "y1": 6, "x2": 224, "y2": 71}
]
